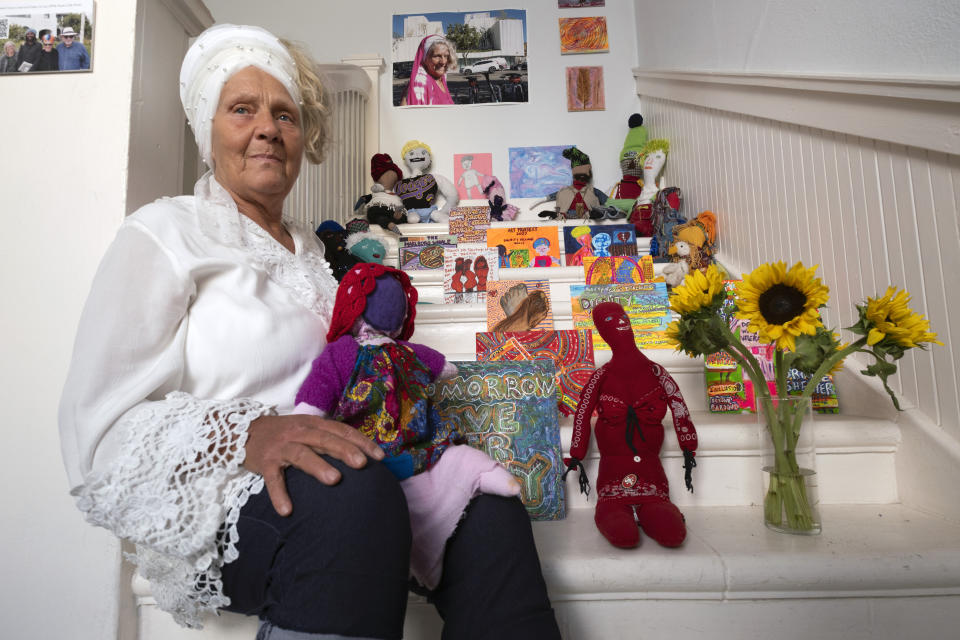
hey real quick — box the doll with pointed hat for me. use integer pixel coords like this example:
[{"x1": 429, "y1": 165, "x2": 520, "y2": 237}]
[
  {"x1": 609, "y1": 114, "x2": 649, "y2": 212},
  {"x1": 294, "y1": 263, "x2": 519, "y2": 588},
  {"x1": 565, "y1": 302, "x2": 698, "y2": 549}
]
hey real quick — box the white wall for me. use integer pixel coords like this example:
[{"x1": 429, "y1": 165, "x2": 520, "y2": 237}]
[
  {"x1": 0, "y1": 0, "x2": 139, "y2": 637},
  {"x1": 634, "y1": 0, "x2": 960, "y2": 77},
  {"x1": 202, "y1": 0, "x2": 643, "y2": 204}
]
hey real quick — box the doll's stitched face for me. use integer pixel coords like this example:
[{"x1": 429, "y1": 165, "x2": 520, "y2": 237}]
[
  {"x1": 643, "y1": 149, "x2": 666, "y2": 174},
  {"x1": 404, "y1": 146, "x2": 432, "y2": 173},
  {"x1": 620, "y1": 151, "x2": 643, "y2": 176},
  {"x1": 378, "y1": 169, "x2": 399, "y2": 191},
  {"x1": 593, "y1": 302, "x2": 632, "y2": 346},
  {"x1": 362, "y1": 275, "x2": 407, "y2": 334},
  {"x1": 351, "y1": 238, "x2": 385, "y2": 263}
]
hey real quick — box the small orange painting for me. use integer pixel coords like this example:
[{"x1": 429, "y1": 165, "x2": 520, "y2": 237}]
[{"x1": 559, "y1": 17, "x2": 609, "y2": 54}]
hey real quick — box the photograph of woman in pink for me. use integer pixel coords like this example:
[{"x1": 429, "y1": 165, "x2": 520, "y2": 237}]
[{"x1": 402, "y1": 34, "x2": 458, "y2": 106}]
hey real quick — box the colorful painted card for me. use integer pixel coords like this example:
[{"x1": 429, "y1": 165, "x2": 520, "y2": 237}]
[
  {"x1": 429, "y1": 360, "x2": 566, "y2": 520},
  {"x1": 486, "y1": 280, "x2": 554, "y2": 332},
  {"x1": 562, "y1": 223, "x2": 637, "y2": 266},
  {"x1": 398, "y1": 234, "x2": 457, "y2": 270},
  {"x1": 566, "y1": 66, "x2": 605, "y2": 111},
  {"x1": 582, "y1": 255, "x2": 653, "y2": 284},
  {"x1": 453, "y1": 153, "x2": 493, "y2": 200},
  {"x1": 706, "y1": 281, "x2": 840, "y2": 413},
  {"x1": 570, "y1": 282, "x2": 672, "y2": 350},
  {"x1": 476, "y1": 330, "x2": 596, "y2": 417},
  {"x1": 487, "y1": 226, "x2": 561, "y2": 268},
  {"x1": 442, "y1": 244, "x2": 498, "y2": 304},
  {"x1": 559, "y1": 17, "x2": 609, "y2": 54},
  {"x1": 448, "y1": 206, "x2": 491, "y2": 243},
  {"x1": 508, "y1": 146, "x2": 574, "y2": 198}
]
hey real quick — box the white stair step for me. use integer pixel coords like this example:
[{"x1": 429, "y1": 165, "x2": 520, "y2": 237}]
[
  {"x1": 560, "y1": 413, "x2": 900, "y2": 508},
  {"x1": 136, "y1": 504, "x2": 960, "y2": 640}
]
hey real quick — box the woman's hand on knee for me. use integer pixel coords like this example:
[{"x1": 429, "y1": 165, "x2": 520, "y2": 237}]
[{"x1": 244, "y1": 415, "x2": 385, "y2": 516}]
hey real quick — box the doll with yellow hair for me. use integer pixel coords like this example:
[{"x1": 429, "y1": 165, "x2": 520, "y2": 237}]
[{"x1": 396, "y1": 139, "x2": 460, "y2": 223}]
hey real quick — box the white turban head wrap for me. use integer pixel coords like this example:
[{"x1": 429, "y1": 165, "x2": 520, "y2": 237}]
[{"x1": 179, "y1": 24, "x2": 302, "y2": 168}]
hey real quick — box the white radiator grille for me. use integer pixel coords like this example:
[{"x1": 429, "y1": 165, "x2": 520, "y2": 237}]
[{"x1": 286, "y1": 66, "x2": 370, "y2": 230}]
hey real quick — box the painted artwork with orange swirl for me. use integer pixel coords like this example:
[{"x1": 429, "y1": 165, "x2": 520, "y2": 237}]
[{"x1": 558, "y1": 16, "x2": 609, "y2": 54}]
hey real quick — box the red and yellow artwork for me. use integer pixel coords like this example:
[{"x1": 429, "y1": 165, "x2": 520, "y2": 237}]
[{"x1": 559, "y1": 17, "x2": 609, "y2": 54}]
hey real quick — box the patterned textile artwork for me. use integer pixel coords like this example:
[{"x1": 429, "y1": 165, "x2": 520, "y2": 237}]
[
  {"x1": 476, "y1": 329, "x2": 596, "y2": 417},
  {"x1": 429, "y1": 360, "x2": 566, "y2": 520}
]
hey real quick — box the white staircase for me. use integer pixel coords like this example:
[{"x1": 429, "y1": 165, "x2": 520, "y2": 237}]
[{"x1": 134, "y1": 219, "x2": 960, "y2": 640}]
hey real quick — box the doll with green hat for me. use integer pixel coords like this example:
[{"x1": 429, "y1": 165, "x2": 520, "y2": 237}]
[{"x1": 609, "y1": 114, "x2": 649, "y2": 212}]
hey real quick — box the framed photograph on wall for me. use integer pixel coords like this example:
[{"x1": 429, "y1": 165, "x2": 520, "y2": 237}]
[
  {"x1": 0, "y1": 1, "x2": 94, "y2": 74},
  {"x1": 392, "y1": 10, "x2": 528, "y2": 106}
]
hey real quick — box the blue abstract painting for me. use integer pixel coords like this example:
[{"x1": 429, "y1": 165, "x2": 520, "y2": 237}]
[{"x1": 508, "y1": 145, "x2": 574, "y2": 199}]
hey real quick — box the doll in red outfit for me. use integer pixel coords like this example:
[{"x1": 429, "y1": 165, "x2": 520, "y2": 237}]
[{"x1": 565, "y1": 302, "x2": 698, "y2": 548}]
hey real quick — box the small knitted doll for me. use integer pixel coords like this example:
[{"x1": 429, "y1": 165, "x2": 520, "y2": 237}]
[
  {"x1": 353, "y1": 153, "x2": 408, "y2": 234},
  {"x1": 612, "y1": 113, "x2": 649, "y2": 201},
  {"x1": 565, "y1": 302, "x2": 698, "y2": 549},
  {"x1": 396, "y1": 140, "x2": 460, "y2": 223},
  {"x1": 294, "y1": 263, "x2": 519, "y2": 587}
]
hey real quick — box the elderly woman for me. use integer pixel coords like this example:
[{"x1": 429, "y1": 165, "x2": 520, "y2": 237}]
[
  {"x1": 0, "y1": 41, "x2": 18, "y2": 73},
  {"x1": 402, "y1": 34, "x2": 457, "y2": 106},
  {"x1": 59, "y1": 24, "x2": 559, "y2": 640}
]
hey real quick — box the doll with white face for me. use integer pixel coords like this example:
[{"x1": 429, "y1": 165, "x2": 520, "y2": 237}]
[
  {"x1": 635, "y1": 139, "x2": 670, "y2": 206},
  {"x1": 395, "y1": 140, "x2": 460, "y2": 223}
]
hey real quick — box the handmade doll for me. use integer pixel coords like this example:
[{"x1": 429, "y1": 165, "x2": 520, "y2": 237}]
[
  {"x1": 345, "y1": 230, "x2": 386, "y2": 264},
  {"x1": 536, "y1": 147, "x2": 620, "y2": 220},
  {"x1": 663, "y1": 211, "x2": 717, "y2": 287},
  {"x1": 315, "y1": 220, "x2": 359, "y2": 282},
  {"x1": 353, "y1": 153, "x2": 408, "y2": 234},
  {"x1": 609, "y1": 113, "x2": 649, "y2": 210},
  {"x1": 396, "y1": 140, "x2": 459, "y2": 223},
  {"x1": 480, "y1": 175, "x2": 519, "y2": 222},
  {"x1": 294, "y1": 263, "x2": 519, "y2": 588},
  {"x1": 565, "y1": 302, "x2": 698, "y2": 549}
]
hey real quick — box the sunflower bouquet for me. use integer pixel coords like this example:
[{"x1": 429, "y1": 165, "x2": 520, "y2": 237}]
[{"x1": 667, "y1": 262, "x2": 940, "y2": 532}]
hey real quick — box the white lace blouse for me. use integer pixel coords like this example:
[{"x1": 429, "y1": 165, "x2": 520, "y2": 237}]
[{"x1": 58, "y1": 173, "x2": 337, "y2": 628}]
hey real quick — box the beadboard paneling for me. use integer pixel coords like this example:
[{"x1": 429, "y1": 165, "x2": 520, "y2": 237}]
[{"x1": 642, "y1": 95, "x2": 960, "y2": 440}]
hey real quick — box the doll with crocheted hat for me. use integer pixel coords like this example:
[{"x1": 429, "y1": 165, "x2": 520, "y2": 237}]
[
  {"x1": 564, "y1": 302, "x2": 698, "y2": 549},
  {"x1": 396, "y1": 140, "x2": 460, "y2": 223},
  {"x1": 536, "y1": 147, "x2": 619, "y2": 220},
  {"x1": 294, "y1": 263, "x2": 519, "y2": 588},
  {"x1": 610, "y1": 113, "x2": 649, "y2": 206},
  {"x1": 353, "y1": 153, "x2": 408, "y2": 234}
]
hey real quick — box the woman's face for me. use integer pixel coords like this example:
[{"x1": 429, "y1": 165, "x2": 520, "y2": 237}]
[
  {"x1": 4, "y1": 43, "x2": 14, "y2": 56},
  {"x1": 210, "y1": 66, "x2": 303, "y2": 202},
  {"x1": 423, "y1": 44, "x2": 450, "y2": 79}
]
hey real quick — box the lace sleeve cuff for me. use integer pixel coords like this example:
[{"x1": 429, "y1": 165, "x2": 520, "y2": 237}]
[{"x1": 73, "y1": 391, "x2": 272, "y2": 627}]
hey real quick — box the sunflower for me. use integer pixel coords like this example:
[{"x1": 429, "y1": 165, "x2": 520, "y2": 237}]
[
  {"x1": 669, "y1": 264, "x2": 726, "y2": 316},
  {"x1": 864, "y1": 287, "x2": 941, "y2": 349},
  {"x1": 735, "y1": 261, "x2": 830, "y2": 352}
]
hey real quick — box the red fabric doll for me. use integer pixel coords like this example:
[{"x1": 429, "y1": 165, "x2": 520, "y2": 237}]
[{"x1": 565, "y1": 302, "x2": 698, "y2": 548}]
